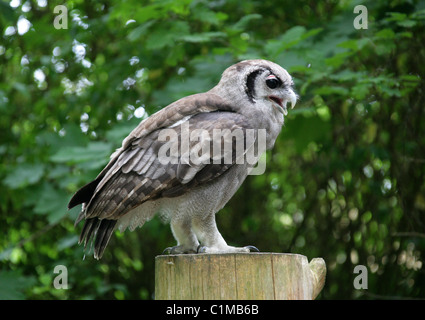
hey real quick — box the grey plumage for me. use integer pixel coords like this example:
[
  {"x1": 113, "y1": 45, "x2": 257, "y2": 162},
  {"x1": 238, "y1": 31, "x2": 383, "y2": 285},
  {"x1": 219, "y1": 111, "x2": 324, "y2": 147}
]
[{"x1": 68, "y1": 59, "x2": 297, "y2": 259}]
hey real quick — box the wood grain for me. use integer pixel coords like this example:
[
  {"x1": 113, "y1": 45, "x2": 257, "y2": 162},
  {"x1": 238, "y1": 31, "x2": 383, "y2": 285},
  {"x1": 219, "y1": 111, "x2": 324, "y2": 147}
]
[{"x1": 155, "y1": 253, "x2": 326, "y2": 300}]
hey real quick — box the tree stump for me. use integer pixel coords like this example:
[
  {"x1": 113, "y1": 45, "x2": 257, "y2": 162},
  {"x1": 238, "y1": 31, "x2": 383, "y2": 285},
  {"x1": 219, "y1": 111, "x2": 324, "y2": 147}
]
[{"x1": 155, "y1": 253, "x2": 326, "y2": 300}]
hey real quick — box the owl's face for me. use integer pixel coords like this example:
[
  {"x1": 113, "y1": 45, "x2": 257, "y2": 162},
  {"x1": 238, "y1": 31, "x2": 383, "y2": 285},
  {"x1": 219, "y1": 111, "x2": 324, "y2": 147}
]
[
  {"x1": 212, "y1": 59, "x2": 297, "y2": 121},
  {"x1": 249, "y1": 65, "x2": 297, "y2": 116}
]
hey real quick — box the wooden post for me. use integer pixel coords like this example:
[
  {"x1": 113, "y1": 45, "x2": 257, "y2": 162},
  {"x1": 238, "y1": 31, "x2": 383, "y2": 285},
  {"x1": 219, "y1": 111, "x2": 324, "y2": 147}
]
[{"x1": 155, "y1": 253, "x2": 326, "y2": 300}]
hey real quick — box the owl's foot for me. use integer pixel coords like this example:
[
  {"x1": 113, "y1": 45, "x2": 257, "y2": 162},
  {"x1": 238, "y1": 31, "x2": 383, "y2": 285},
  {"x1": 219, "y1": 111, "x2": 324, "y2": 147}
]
[
  {"x1": 162, "y1": 245, "x2": 198, "y2": 255},
  {"x1": 197, "y1": 244, "x2": 259, "y2": 254}
]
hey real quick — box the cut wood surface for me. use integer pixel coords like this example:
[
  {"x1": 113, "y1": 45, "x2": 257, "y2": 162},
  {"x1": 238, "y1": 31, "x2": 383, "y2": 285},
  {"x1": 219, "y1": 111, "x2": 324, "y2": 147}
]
[{"x1": 155, "y1": 253, "x2": 326, "y2": 300}]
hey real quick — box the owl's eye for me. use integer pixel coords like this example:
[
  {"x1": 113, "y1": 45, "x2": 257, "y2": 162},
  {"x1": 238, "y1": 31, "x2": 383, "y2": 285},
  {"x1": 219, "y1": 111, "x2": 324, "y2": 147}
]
[{"x1": 266, "y1": 75, "x2": 281, "y2": 89}]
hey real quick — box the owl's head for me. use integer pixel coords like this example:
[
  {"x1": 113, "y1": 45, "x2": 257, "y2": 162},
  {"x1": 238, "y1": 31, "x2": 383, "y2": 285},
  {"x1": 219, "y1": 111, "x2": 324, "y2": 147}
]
[{"x1": 213, "y1": 59, "x2": 297, "y2": 118}]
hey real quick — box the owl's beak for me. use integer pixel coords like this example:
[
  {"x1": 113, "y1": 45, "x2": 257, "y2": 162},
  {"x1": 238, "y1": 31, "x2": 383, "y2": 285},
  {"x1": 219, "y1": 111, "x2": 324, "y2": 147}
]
[{"x1": 268, "y1": 89, "x2": 297, "y2": 116}]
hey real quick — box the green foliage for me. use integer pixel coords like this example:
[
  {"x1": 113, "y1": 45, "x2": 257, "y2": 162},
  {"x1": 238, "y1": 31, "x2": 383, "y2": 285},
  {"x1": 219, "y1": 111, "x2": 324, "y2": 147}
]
[{"x1": 1, "y1": 0, "x2": 424, "y2": 300}]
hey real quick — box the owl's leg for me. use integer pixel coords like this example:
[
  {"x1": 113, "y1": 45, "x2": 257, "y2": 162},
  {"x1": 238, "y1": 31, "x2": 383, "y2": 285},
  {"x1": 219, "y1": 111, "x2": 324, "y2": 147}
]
[
  {"x1": 192, "y1": 213, "x2": 259, "y2": 253},
  {"x1": 162, "y1": 216, "x2": 200, "y2": 254}
]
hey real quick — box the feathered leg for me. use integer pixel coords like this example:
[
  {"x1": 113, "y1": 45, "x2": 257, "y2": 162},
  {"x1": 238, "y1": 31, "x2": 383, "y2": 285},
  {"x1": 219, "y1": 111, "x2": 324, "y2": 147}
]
[
  {"x1": 192, "y1": 213, "x2": 259, "y2": 253},
  {"x1": 162, "y1": 216, "x2": 200, "y2": 254}
]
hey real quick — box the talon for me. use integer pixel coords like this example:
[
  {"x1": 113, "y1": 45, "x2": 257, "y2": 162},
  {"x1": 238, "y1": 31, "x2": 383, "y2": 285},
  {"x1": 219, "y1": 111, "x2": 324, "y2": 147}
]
[
  {"x1": 162, "y1": 245, "x2": 198, "y2": 254},
  {"x1": 197, "y1": 245, "x2": 207, "y2": 253},
  {"x1": 162, "y1": 247, "x2": 172, "y2": 255},
  {"x1": 244, "y1": 245, "x2": 260, "y2": 252}
]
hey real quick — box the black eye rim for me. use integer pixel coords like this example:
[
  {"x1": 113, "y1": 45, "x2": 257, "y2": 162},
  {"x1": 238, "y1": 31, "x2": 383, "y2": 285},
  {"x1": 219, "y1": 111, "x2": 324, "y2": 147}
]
[{"x1": 266, "y1": 77, "x2": 281, "y2": 89}]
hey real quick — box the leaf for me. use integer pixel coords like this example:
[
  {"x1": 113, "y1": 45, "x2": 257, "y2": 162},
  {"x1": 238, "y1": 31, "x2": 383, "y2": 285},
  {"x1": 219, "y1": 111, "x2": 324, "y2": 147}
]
[
  {"x1": 192, "y1": 6, "x2": 228, "y2": 25},
  {"x1": 325, "y1": 51, "x2": 354, "y2": 68},
  {"x1": 400, "y1": 74, "x2": 420, "y2": 86},
  {"x1": 265, "y1": 26, "x2": 306, "y2": 57},
  {"x1": 378, "y1": 85, "x2": 402, "y2": 98},
  {"x1": 180, "y1": 32, "x2": 226, "y2": 43},
  {"x1": 230, "y1": 14, "x2": 262, "y2": 31},
  {"x1": 338, "y1": 38, "x2": 370, "y2": 51},
  {"x1": 374, "y1": 28, "x2": 396, "y2": 40},
  {"x1": 145, "y1": 21, "x2": 190, "y2": 50},
  {"x1": 265, "y1": 27, "x2": 322, "y2": 58},
  {"x1": 385, "y1": 12, "x2": 407, "y2": 22},
  {"x1": 105, "y1": 123, "x2": 135, "y2": 146},
  {"x1": 329, "y1": 69, "x2": 366, "y2": 82},
  {"x1": 0, "y1": 1, "x2": 17, "y2": 23},
  {"x1": 285, "y1": 115, "x2": 331, "y2": 153},
  {"x1": 50, "y1": 141, "x2": 112, "y2": 164},
  {"x1": 32, "y1": 182, "x2": 70, "y2": 224},
  {"x1": 314, "y1": 86, "x2": 349, "y2": 96},
  {"x1": 396, "y1": 19, "x2": 417, "y2": 28},
  {"x1": 351, "y1": 82, "x2": 372, "y2": 100},
  {"x1": 133, "y1": 4, "x2": 163, "y2": 23},
  {"x1": 127, "y1": 21, "x2": 155, "y2": 42},
  {"x1": 57, "y1": 235, "x2": 79, "y2": 251},
  {"x1": 0, "y1": 270, "x2": 36, "y2": 300},
  {"x1": 3, "y1": 163, "x2": 45, "y2": 189}
]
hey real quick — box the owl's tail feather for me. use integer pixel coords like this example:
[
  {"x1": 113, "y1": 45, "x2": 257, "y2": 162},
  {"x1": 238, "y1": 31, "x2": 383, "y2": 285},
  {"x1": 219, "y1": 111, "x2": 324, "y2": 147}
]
[
  {"x1": 79, "y1": 217, "x2": 117, "y2": 260},
  {"x1": 68, "y1": 177, "x2": 101, "y2": 210}
]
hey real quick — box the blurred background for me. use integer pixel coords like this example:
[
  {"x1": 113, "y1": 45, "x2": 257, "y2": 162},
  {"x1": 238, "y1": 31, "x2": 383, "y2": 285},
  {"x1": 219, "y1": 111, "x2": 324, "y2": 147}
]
[{"x1": 0, "y1": 0, "x2": 424, "y2": 299}]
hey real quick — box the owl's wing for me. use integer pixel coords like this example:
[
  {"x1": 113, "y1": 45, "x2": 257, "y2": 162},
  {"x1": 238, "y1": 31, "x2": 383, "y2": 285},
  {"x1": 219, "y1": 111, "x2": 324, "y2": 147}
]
[
  {"x1": 68, "y1": 93, "x2": 231, "y2": 209},
  {"x1": 68, "y1": 94, "x2": 257, "y2": 259}
]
